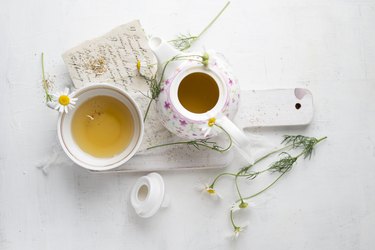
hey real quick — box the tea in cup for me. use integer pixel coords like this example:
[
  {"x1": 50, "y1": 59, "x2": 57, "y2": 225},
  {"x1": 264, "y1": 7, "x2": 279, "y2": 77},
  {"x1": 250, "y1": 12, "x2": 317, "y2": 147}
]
[{"x1": 57, "y1": 83, "x2": 144, "y2": 171}]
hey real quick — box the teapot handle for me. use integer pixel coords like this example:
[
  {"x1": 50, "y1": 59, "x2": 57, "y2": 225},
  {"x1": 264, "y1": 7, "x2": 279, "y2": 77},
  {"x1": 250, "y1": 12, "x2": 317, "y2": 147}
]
[{"x1": 216, "y1": 116, "x2": 254, "y2": 164}]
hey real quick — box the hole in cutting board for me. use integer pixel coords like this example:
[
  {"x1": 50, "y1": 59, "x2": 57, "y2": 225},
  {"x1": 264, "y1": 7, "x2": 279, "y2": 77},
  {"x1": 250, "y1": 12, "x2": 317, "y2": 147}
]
[{"x1": 295, "y1": 103, "x2": 302, "y2": 110}]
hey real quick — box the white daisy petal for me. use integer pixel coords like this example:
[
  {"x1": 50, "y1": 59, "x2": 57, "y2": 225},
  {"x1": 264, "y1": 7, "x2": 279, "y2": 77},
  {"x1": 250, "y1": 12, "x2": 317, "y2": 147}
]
[
  {"x1": 231, "y1": 225, "x2": 248, "y2": 240},
  {"x1": 231, "y1": 205, "x2": 241, "y2": 212},
  {"x1": 63, "y1": 87, "x2": 69, "y2": 95},
  {"x1": 231, "y1": 200, "x2": 251, "y2": 213},
  {"x1": 199, "y1": 184, "x2": 222, "y2": 200},
  {"x1": 46, "y1": 102, "x2": 55, "y2": 109},
  {"x1": 64, "y1": 106, "x2": 68, "y2": 113}
]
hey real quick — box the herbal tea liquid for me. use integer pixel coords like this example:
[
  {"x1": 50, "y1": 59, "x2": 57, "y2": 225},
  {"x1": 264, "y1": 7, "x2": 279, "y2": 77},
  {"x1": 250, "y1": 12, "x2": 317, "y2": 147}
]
[
  {"x1": 177, "y1": 72, "x2": 219, "y2": 113},
  {"x1": 71, "y1": 96, "x2": 134, "y2": 157}
]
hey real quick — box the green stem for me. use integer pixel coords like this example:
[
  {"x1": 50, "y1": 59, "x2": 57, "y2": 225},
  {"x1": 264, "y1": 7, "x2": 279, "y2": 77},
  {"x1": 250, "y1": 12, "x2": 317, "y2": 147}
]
[
  {"x1": 183, "y1": 59, "x2": 205, "y2": 64},
  {"x1": 147, "y1": 124, "x2": 232, "y2": 152},
  {"x1": 143, "y1": 98, "x2": 153, "y2": 122},
  {"x1": 229, "y1": 146, "x2": 291, "y2": 201},
  {"x1": 196, "y1": 1, "x2": 230, "y2": 39},
  {"x1": 143, "y1": 56, "x2": 175, "y2": 121},
  {"x1": 169, "y1": 1, "x2": 230, "y2": 51},
  {"x1": 137, "y1": 90, "x2": 152, "y2": 99},
  {"x1": 41, "y1": 53, "x2": 46, "y2": 82},
  {"x1": 169, "y1": 36, "x2": 198, "y2": 43},
  {"x1": 147, "y1": 141, "x2": 194, "y2": 150},
  {"x1": 230, "y1": 209, "x2": 238, "y2": 230},
  {"x1": 209, "y1": 173, "x2": 236, "y2": 188},
  {"x1": 239, "y1": 155, "x2": 299, "y2": 201},
  {"x1": 147, "y1": 140, "x2": 220, "y2": 151},
  {"x1": 240, "y1": 136, "x2": 327, "y2": 201},
  {"x1": 229, "y1": 135, "x2": 327, "y2": 233},
  {"x1": 173, "y1": 54, "x2": 204, "y2": 59},
  {"x1": 253, "y1": 145, "x2": 292, "y2": 166},
  {"x1": 234, "y1": 175, "x2": 244, "y2": 202},
  {"x1": 242, "y1": 171, "x2": 287, "y2": 200},
  {"x1": 155, "y1": 54, "x2": 193, "y2": 87},
  {"x1": 317, "y1": 136, "x2": 328, "y2": 143},
  {"x1": 41, "y1": 53, "x2": 52, "y2": 102},
  {"x1": 215, "y1": 124, "x2": 233, "y2": 152},
  {"x1": 209, "y1": 145, "x2": 292, "y2": 187},
  {"x1": 197, "y1": 141, "x2": 228, "y2": 152}
]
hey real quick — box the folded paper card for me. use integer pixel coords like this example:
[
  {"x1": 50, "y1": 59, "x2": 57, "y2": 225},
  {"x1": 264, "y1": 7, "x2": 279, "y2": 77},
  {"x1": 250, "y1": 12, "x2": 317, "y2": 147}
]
[{"x1": 62, "y1": 20, "x2": 157, "y2": 91}]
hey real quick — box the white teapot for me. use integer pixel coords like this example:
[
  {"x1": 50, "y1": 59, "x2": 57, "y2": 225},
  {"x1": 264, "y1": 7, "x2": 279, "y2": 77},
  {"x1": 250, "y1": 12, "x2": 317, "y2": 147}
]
[{"x1": 149, "y1": 37, "x2": 250, "y2": 150}]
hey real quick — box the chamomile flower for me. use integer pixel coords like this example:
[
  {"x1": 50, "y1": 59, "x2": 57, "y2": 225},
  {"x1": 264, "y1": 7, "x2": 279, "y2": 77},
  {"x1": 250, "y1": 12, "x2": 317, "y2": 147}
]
[
  {"x1": 207, "y1": 117, "x2": 216, "y2": 127},
  {"x1": 231, "y1": 200, "x2": 249, "y2": 212},
  {"x1": 232, "y1": 225, "x2": 248, "y2": 239},
  {"x1": 203, "y1": 117, "x2": 216, "y2": 137},
  {"x1": 136, "y1": 59, "x2": 156, "y2": 79},
  {"x1": 196, "y1": 183, "x2": 222, "y2": 200},
  {"x1": 52, "y1": 87, "x2": 77, "y2": 113},
  {"x1": 202, "y1": 52, "x2": 210, "y2": 67},
  {"x1": 136, "y1": 60, "x2": 142, "y2": 72},
  {"x1": 204, "y1": 185, "x2": 218, "y2": 196}
]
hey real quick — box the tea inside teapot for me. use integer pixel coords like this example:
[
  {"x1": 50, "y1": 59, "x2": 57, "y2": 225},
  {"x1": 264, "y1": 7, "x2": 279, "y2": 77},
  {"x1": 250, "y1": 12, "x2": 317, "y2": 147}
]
[{"x1": 177, "y1": 72, "x2": 219, "y2": 114}]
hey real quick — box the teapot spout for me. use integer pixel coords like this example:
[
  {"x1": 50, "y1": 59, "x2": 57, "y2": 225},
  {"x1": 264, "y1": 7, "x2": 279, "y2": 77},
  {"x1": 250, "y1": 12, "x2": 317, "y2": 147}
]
[{"x1": 149, "y1": 37, "x2": 183, "y2": 76}]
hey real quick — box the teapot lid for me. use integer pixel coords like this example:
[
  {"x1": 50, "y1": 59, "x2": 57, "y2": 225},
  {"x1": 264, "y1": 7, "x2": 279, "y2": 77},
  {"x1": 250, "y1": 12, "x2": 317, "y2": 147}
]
[{"x1": 130, "y1": 172, "x2": 166, "y2": 218}]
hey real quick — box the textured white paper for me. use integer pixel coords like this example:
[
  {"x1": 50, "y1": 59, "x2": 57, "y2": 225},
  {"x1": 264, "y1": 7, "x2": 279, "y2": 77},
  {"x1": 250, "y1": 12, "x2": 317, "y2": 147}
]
[{"x1": 62, "y1": 20, "x2": 156, "y2": 91}]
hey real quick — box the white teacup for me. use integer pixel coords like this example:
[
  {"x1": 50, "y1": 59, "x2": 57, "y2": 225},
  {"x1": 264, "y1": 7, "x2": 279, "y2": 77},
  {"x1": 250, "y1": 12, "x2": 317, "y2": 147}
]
[{"x1": 57, "y1": 83, "x2": 144, "y2": 171}]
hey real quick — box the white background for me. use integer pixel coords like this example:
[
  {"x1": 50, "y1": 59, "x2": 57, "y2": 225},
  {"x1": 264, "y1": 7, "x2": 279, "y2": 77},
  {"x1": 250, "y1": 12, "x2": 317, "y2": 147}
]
[{"x1": 1, "y1": 0, "x2": 375, "y2": 249}]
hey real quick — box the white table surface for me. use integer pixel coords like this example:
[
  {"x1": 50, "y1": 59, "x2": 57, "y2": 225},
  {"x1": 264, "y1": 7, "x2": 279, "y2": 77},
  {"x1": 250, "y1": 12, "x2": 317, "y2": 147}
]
[{"x1": 1, "y1": 0, "x2": 375, "y2": 249}]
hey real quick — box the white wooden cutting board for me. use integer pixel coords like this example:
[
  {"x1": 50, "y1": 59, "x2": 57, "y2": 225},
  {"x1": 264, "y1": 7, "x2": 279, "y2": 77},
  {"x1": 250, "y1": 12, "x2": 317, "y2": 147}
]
[{"x1": 98, "y1": 88, "x2": 313, "y2": 173}]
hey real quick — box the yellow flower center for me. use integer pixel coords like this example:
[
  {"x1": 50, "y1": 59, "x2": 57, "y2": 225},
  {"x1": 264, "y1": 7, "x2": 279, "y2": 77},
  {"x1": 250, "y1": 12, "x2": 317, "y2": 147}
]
[
  {"x1": 206, "y1": 188, "x2": 216, "y2": 194},
  {"x1": 58, "y1": 95, "x2": 70, "y2": 106},
  {"x1": 136, "y1": 60, "x2": 141, "y2": 72},
  {"x1": 239, "y1": 201, "x2": 248, "y2": 209},
  {"x1": 202, "y1": 52, "x2": 209, "y2": 61},
  {"x1": 208, "y1": 117, "x2": 216, "y2": 127}
]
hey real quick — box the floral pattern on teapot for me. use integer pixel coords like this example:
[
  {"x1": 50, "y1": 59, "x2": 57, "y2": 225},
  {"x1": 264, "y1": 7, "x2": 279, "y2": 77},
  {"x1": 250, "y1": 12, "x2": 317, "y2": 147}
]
[{"x1": 155, "y1": 52, "x2": 240, "y2": 140}]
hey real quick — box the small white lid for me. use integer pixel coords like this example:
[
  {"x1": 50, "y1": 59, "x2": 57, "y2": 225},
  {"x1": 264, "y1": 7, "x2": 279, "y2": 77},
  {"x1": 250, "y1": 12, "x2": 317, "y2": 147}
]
[{"x1": 130, "y1": 173, "x2": 166, "y2": 218}]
